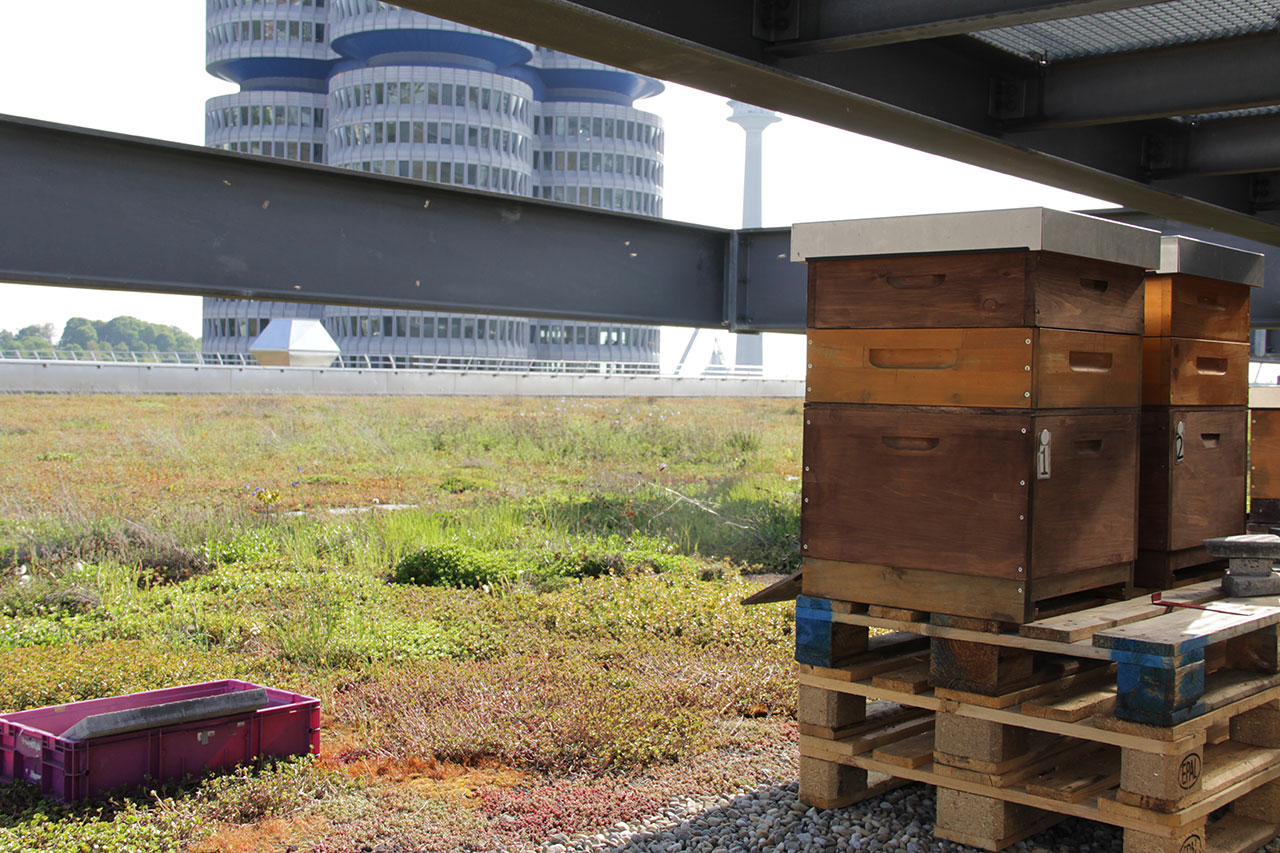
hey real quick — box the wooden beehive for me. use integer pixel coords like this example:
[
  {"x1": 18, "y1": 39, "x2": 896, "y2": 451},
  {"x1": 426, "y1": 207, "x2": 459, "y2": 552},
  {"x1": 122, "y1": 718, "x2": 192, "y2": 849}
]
[
  {"x1": 806, "y1": 249, "x2": 1145, "y2": 333},
  {"x1": 1137, "y1": 236, "x2": 1261, "y2": 576},
  {"x1": 1251, "y1": 387, "x2": 1280, "y2": 525},
  {"x1": 801, "y1": 405, "x2": 1139, "y2": 622},
  {"x1": 1136, "y1": 407, "x2": 1247, "y2": 587},
  {"x1": 1141, "y1": 337, "x2": 1250, "y2": 407},
  {"x1": 791, "y1": 209, "x2": 1159, "y2": 623},
  {"x1": 806, "y1": 327, "x2": 1141, "y2": 409}
]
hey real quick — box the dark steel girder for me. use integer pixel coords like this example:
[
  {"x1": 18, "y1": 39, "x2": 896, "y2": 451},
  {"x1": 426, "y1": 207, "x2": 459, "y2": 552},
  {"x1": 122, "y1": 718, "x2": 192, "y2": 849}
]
[
  {"x1": 404, "y1": 0, "x2": 1280, "y2": 247},
  {"x1": 764, "y1": 0, "x2": 1172, "y2": 56},
  {"x1": 1181, "y1": 115, "x2": 1280, "y2": 178},
  {"x1": 0, "y1": 116, "x2": 806, "y2": 332},
  {"x1": 1014, "y1": 34, "x2": 1280, "y2": 129}
]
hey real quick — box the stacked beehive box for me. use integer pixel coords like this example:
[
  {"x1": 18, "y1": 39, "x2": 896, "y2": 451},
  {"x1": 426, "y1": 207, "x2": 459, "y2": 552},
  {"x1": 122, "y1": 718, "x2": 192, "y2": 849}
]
[
  {"x1": 1136, "y1": 237, "x2": 1262, "y2": 588},
  {"x1": 1252, "y1": 384, "x2": 1280, "y2": 527},
  {"x1": 792, "y1": 208, "x2": 1161, "y2": 625}
]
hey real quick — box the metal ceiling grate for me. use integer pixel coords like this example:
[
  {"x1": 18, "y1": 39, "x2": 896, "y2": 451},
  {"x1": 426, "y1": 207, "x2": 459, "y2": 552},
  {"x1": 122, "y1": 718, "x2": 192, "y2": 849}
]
[
  {"x1": 973, "y1": 0, "x2": 1280, "y2": 62},
  {"x1": 1173, "y1": 104, "x2": 1280, "y2": 122}
]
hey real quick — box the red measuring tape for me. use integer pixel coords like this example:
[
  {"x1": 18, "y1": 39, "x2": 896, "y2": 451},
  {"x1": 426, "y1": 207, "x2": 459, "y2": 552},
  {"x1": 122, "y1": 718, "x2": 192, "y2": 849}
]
[{"x1": 1149, "y1": 592, "x2": 1246, "y2": 615}]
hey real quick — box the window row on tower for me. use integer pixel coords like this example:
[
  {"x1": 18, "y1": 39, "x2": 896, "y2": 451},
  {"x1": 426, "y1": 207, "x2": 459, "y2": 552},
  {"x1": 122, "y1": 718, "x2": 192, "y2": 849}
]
[
  {"x1": 330, "y1": 0, "x2": 397, "y2": 15},
  {"x1": 533, "y1": 151, "x2": 662, "y2": 183},
  {"x1": 533, "y1": 185, "x2": 662, "y2": 216},
  {"x1": 209, "y1": 104, "x2": 326, "y2": 130},
  {"x1": 336, "y1": 159, "x2": 530, "y2": 193},
  {"x1": 332, "y1": 81, "x2": 531, "y2": 122},
  {"x1": 210, "y1": 0, "x2": 327, "y2": 9},
  {"x1": 216, "y1": 140, "x2": 326, "y2": 161},
  {"x1": 533, "y1": 114, "x2": 663, "y2": 152},
  {"x1": 529, "y1": 323, "x2": 658, "y2": 350},
  {"x1": 331, "y1": 121, "x2": 529, "y2": 157},
  {"x1": 207, "y1": 18, "x2": 328, "y2": 46}
]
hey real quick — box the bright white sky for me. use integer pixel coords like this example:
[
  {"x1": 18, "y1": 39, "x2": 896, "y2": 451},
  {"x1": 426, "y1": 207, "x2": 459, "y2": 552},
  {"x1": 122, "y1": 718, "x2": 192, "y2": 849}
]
[{"x1": 0, "y1": 0, "x2": 1114, "y2": 376}]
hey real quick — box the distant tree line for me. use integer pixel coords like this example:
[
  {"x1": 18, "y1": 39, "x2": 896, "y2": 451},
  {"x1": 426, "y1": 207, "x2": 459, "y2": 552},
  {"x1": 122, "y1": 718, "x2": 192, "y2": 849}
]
[{"x1": 0, "y1": 317, "x2": 200, "y2": 353}]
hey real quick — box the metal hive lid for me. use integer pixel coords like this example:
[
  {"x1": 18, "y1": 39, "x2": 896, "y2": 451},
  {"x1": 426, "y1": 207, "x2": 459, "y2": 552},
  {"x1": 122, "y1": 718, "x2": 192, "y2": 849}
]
[{"x1": 973, "y1": 0, "x2": 1280, "y2": 62}]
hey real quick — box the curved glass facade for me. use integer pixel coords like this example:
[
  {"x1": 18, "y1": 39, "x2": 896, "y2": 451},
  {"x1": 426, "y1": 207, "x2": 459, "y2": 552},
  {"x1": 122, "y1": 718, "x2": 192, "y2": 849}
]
[{"x1": 202, "y1": 2, "x2": 663, "y2": 369}]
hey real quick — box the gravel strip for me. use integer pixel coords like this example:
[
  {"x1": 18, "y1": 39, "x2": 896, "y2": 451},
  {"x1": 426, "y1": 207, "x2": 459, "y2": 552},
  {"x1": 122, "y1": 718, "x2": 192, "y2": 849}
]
[{"x1": 534, "y1": 781, "x2": 1137, "y2": 853}]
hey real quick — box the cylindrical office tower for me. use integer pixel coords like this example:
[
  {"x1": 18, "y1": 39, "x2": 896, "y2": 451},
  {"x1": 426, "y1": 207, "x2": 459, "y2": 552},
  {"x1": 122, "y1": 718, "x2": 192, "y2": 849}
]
[
  {"x1": 204, "y1": 0, "x2": 335, "y2": 161},
  {"x1": 326, "y1": 6, "x2": 535, "y2": 192},
  {"x1": 201, "y1": 3, "x2": 662, "y2": 370},
  {"x1": 531, "y1": 49, "x2": 665, "y2": 217}
]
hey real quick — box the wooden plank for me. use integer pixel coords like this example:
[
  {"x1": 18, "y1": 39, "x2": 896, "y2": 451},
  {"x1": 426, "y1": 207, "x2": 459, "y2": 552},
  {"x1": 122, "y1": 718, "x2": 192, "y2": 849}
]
[
  {"x1": 797, "y1": 670, "x2": 1208, "y2": 754},
  {"x1": 1142, "y1": 337, "x2": 1250, "y2": 408},
  {"x1": 797, "y1": 715, "x2": 936, "y2": 759},
  {"x1": 1205, "y1": 812, "x2": 1278, "y2": 853},
  {"x1": 1021, "y1": 580, "x2": 1224, "y2": 644},
  {"x1": 1094, "y1": 601, "x2": 1280, "y2": 657},
  {"x1": 935, "y1": 731, "x2": 1070, "y2": 787},
  {"x1": 872, "y1": 730, "x2": 936, "y2": 769},
  {"x1": 740, "y1": 570, "x2": 801, "y2": 605},
  {"x1": 1023, "y1": 681, "x2": 1117, "y2": 722},
  {"x1": 872, "y1": 661, "x2": 932, "y2": 694},
  {"x1": 934, "y1": 663, "x2": 1115, "y2": 710},
  {"x1": 1025, "y1": 748, "x2": 1119, "y2": 803},
  {"x1": 799, "y1": 703, "x2": 929, "y2": 741},
  {"x1": 867, "y1": 604, "x2": 928, "y2": 622},
  {"x1": 803, "y1": 556, "x2": 1032, "y2": 625}
]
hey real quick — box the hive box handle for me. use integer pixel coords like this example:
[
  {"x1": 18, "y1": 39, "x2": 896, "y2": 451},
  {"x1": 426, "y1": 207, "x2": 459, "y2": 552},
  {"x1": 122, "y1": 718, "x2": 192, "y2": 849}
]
[
  {"x1": 1074, "y1": 439, "x2": 1104, "y2": 454},
  {"x1": 868, "y1": 348, "x2": 958, "y2": 370},
  {"x1": 1201, "y1": 433, "x2": 1221, "y2": 448},
  {"x1": 1068, "y1": 351, "x2": 1113, "y2": 373},
  {"x1": 1196, "y1": 357, "x2": 1229, "y2": 375},
  {"x1": 1080, "y1": 278, "x2": 1109, "y2": 293},
  {"x1": 884, "y1": 273, "x2": 945, "y2": 290},
  {"x1": 881, "y1": 436, "x2": 940, "y2": 452},
  {"x1": 1196, "y1": 292, "x2": 1225, "y2": 311}
]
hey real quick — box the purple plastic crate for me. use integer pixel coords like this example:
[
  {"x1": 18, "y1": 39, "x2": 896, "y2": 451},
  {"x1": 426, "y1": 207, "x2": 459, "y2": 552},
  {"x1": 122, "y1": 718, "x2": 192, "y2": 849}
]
[{"x1": 0, "y1": 679, "x2": 320, "y2": 802}]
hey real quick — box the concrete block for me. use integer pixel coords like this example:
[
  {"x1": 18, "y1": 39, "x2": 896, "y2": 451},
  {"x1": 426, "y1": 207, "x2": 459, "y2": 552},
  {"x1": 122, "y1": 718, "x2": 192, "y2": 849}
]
[
  {"x1": 1223, "y1": 572, "x2": 1280, "y2": 597},
  {"x1": 62, "y1": 688, "x2": 269, "y2": 741}
]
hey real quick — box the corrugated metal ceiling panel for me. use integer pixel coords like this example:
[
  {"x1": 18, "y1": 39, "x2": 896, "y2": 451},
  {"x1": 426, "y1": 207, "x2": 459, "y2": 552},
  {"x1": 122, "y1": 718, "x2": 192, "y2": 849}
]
[{"x1": 974, "y1": 0, "x2": 1280, "y2": 61}]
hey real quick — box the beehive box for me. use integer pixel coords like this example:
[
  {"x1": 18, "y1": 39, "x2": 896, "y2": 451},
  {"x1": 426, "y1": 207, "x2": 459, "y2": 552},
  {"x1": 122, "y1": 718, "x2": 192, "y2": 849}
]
[
  {"x1": 806, "y1": 327, "x2": 1141, "y2": 409},
  {"x1": 1251, "y1": 387, "x2": 1280, "y2": 525},
  {"x1": 1143, "y1": 236, "x2": 1261, "y2": 342},
  {"x1": 1141, "y1": 236, "x2": 1259, "y2": 408},
  {"x1": 795, "y1": 208, "x2": 1155, "y2": 333},
  {"x1": 1138, "y1": 407, "x2": 1248, "y2": 551},
  {"x1": 801, "y1": 405, "x2": 1139, "y2": 622}
]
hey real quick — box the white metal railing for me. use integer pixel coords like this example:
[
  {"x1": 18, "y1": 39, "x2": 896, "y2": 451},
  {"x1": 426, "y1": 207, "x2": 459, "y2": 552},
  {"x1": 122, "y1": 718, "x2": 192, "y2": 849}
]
[
  {"x1": 0, "y1": 350, "x2": 773, "y2": 378},
  {"x1": 0, "y1": 349, "x2": 249, "y2": 365}
]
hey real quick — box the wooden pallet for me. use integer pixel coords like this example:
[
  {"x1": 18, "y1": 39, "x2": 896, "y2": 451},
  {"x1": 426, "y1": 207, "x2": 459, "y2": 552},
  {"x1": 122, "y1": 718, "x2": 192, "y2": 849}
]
[
  {"x1": 798, "y1": 658, "x2": 1280, "y2": 851},
  {"x1": 798, "y1": 580, "x2": 1280, "y2": 726}
]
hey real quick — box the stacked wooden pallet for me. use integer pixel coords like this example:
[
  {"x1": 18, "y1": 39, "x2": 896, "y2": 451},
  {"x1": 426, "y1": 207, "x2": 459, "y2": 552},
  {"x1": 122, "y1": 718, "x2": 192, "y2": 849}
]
[
  {"x1": 797, "y1": 584, "x2": 1280, "y2": 852},
  {"x1": 1136, "y1": 237, "x2": 1262, "y2": 589},
  {"x1": 793, "y1": 208, "x2": 1160, "y2": 623}
]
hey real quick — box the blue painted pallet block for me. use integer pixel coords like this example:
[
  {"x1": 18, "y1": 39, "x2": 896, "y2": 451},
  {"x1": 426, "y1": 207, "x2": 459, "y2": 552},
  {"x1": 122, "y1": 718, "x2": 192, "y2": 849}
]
[
  {"x1": 796, "y1": 595, "x2": 836, "y2": 667},
  {"x1": 795, "y1": 595, "x2": 867, "y2": 668}
]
